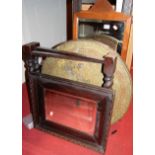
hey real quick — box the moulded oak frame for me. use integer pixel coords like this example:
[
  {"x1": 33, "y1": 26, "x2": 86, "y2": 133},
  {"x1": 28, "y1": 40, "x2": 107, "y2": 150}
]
[
  {"x1": 22, "y1": 42, "x2": 116, "y2": 153},
  {"x1": 30, "y1": 73, "x2": 114, "y2": 152}
]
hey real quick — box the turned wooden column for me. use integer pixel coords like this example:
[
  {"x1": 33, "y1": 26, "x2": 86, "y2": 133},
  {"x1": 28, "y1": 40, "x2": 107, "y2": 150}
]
[{"x1": 102, "y1": 54, "x2": 116, "y2": 88}]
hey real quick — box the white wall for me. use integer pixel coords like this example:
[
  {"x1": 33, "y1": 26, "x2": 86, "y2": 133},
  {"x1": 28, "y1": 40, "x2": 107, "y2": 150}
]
[{"x1": 22, "y1": 0, "x2": 66, "y2": 82}]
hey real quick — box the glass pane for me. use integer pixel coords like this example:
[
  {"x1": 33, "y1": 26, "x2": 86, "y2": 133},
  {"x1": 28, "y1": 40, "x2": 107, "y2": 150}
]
[
  {"x1": 79, "y1": 19, "x2": 124, "y2": 40},
  {"x1": 44, "y1": 89, "x2": 97, "y2": 135},
  {"x1": 78, "y1": 19, "x2": 124, "y2": 54}
]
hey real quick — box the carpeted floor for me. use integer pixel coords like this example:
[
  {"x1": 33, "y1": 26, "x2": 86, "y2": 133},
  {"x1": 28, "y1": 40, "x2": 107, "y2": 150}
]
[{"x1": 22, "y1": 83, "x2": 132, "y2": 155}]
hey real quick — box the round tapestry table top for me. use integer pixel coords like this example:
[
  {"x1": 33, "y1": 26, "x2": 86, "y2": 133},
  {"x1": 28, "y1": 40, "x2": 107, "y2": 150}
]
[{"x1": 42, "y1": 39, "x2": 132, "y2": 124}]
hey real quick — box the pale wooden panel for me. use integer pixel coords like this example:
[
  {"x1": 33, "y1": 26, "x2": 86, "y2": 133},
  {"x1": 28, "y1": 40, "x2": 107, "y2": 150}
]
[{"x1": 126, "y1": 24, "x2": 133, "y2": 70}]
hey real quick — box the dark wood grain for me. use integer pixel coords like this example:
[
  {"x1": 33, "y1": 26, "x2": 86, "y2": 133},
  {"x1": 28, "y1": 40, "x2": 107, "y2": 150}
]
[
  {"x1": 33, "y1": 47, "x2": 104, "y2": 63},
  {"x1": 29, "y1": 73, "x2": 114, "y2": 153},
  {"x1": 22, "y1": 42, "x2": 116, "y2": 153},
  {"x1": 103, "y1": 54, "x2": 117, "y2": 88}
]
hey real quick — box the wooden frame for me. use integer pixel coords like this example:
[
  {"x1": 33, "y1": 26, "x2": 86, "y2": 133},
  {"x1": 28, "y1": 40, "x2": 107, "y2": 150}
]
[
  {"x1": 73, "y1": 11, "x2": 131, "y2": 62},
  {"x1": 22, "y1": 42, "x2": 116, "y2": 153},
  {"x1": 66, "y1": 0, "x2": 82, "y2": 40},
  {"x1": 66, "y1": 0, "x2": 113, "y2": 40}
]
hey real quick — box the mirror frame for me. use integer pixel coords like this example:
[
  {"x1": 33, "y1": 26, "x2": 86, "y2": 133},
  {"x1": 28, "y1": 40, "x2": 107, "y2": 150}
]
[
  {"x1": 73, "y1": 11, "x2": 131, "y2": 63},
  {"x1": 22, "y1": 42, "x2": 116, "y2": 153}
]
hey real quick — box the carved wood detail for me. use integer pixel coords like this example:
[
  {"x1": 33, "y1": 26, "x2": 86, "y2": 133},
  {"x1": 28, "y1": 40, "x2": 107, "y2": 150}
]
[
  {"x1": 103, "y1": 54, "x2": 117, "y2": 88},
  {"x1": 22, "y1": 42, "x2": 116, "y2": 153},
  {"x1": 22, "y1": 42, "x2": 117, "y2": 88}
]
